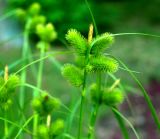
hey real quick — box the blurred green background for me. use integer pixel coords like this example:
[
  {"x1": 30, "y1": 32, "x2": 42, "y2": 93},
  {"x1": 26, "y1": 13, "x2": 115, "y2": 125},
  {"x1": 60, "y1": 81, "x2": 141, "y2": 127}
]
[
  {"x1": 1, "y1": 0, "x2": 159, "y2": 83},
  {"x1": 0, "y1": 0, "x2": 160, "y2": 139}
]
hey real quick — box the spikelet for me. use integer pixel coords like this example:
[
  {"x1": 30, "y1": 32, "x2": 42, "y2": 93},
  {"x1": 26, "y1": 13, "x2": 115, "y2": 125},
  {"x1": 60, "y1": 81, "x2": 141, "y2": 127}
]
[
  {"x1": 32, "y1": 92, "x2": 60, "y2": 116},
  {"x1": 65, "y1": 29, "x2": 88, "y2": 55},
  {"x1": 86, "y1": 56, "x2": 119, "y2": 73},
  {"x1": 36, "y1": 23, "x2": 57, "y2": 42},
  {"x1": 90, "y1": 83, "x2": 102, "y2": 104},
  {"x1": 61, "y1": 64, "x2": 84, "y2": 87},
  {"x1": 91, "y1": 33, "x2": 114, "y2": 55},
  {"x1": 102, "y1": 88, "x2": 124, "y2": 106},
  {"x1": 28, "y1": 2, "x2": 41, "y2": 16},
  {"x1": 0, "y1": 75, "x2": 20, "y2": 110},
  {"x1": 6, "y1": 75, "x2": 20, "y2": 93},
  {"x1": 49, "y1": 119, "x2": 64, "y2": 137},
  {"x1": 37, "y1": 124, "x2": 49, "y2": 139}
]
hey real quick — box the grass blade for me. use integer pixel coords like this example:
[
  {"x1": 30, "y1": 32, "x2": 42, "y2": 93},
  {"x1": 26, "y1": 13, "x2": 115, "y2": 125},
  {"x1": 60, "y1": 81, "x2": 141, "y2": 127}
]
[
  {"x1": 112, "y1": 107, "x2": 140, "y2": 139},
  {"x1": 14, "y1": 115, "x2": 35, "y2": 139}
]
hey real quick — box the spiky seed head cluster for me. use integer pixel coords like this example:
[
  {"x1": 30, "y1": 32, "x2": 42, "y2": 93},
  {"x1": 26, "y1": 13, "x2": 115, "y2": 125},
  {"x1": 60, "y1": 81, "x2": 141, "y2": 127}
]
[
  {"x1": 0, "y1": 75, "x2": 20, "y2": 110},
  {"x1": 103, "y1": 88, "x2": 124, "y2": 106},
  {"x1": 32, "y1": 92, "x2": 60, "y2": 116},
  {"x1": 90, "y1": 33, "x2": 114, "y2": 55},
  {"x1": 38, "y1": 119, "x2": 64, "y2": 139},
  {"x1": 90, "y1": 83, "x2": 124, "y2": 106},
  {"x1": 66, "y1": 29, "x2": 88, "y2": 55},
  {"x1": 16, "y1": 3, "x2": 41, "y2": 21},
  {"x1": 36, "y1": 23, "x2": 57, "y2": 42},
  {"x1": 28, "y1": 2, "x2": 41, "y2": 16},
  {"x1": 16, "y1": 3, "x2": 47, "y2": 33},
  {"x1": 61, "y1": 64, "x2": 84, "y2": 87},
  {"x1": 30, "y1": 15, "x2": 46, "y2": 31},
  {"x1": 86, "y1": 56, "x2": 118, "y2": 73},
  {"x1": 66, "y1": 29, "x2": 114, "y2": 56},
  {"x1": 90, "y1": 83, "x2": 101, "y2": 104},
  {"x1": 62, "y1": 28, "x2": 118, "y2": 87}
]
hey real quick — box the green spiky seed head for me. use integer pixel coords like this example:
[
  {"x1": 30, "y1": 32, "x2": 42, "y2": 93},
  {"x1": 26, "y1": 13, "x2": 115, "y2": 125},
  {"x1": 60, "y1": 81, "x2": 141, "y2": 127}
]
[
  {"x1": 66, "y1": 29, "x2": 88, "y2": 56},
  {"x1": 1, "y1": 99, "x2": 12, "y2": 111},
  {"x1": 42, "y1": 93, "x2": 60, "y2": 114},
  {"x1": 0, "y1": 75, "x2": 19, "y2": 110},
  {"x1": 32, "y1": 98, "x2": 42, "y2": 114},
  {"x1": 91, "y1": 33, "x2": 114, "y2": 55},
  {"x1": 102, "y1": 88, "x2": 124, "y2": 106},
  {"x1": 50, "y1": 119, "x2": 64, "y2": 137},
  {"x1": 30, "y1": 15, "x2": 46, "y2": 31},
  {"x1": 36, "y1": 23, "x2": 57, "y2": 42},
  {"x1": 86, "y1": 56, "x2": 119, "y2": 73},
  {"x1": 37, "y1": 124, "x2": 49, "y2": 139},
  {"x1": 6, "y1": 75, "x2": 20, "y2": 93},
  {"x1": 90, "y1": 83, "x2": 102, "y2": 104},
  {"x1": 28, "y1": 3, "x2": 41, "y2": 16},
  {"x1": 61, "y1": 64, "x2": 84, "y2": 87},
  {"x1": 32, "y1": 92, "x2": 60, "y2": 115}
]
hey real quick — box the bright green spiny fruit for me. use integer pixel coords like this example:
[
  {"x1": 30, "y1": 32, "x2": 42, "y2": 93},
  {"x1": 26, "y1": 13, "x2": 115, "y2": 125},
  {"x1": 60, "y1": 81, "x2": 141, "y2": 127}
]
[
  {"x1": 6, "y1": 75, "x2": 20, "y2": 92},
  {"x1": 86, "y1": 56, "x2": 119, "y2": 73},
  {"x1": 0, "y1": 75, "x2": 20, "y2": 110},
  {"x1": 1, "y1": 99, "x2": 12, "y2": 111},
  {"x1": 90, "y1": 83, "x2": 102, "y2": 104},
  {"x1": 65, "y1": 29, "x2": 88, "y2": 55},
  {"x1": 61, "y1": 64, "x2": 84, "y2": 87},
  {"x1": 37, "y1": 124, "x2": 49, "y2": 139},
  {"x1": 36, "y1": 23, "x2": 57, "y2": 42},
  {"x1": 28, "y1": 2, "x2": 41, "y2": 16},
  {"x1": 91, "y1": 33, "x2": 114, "y2": 55},
  {"x1": 102, "y1": 88, "x2": 124, "y2": 106},
  {"x1": 49, "y1": 119, "x2": 64, "y2": 137},
  {"x1": 30, "y1": 15, "x2": 46, "y2": 30},
  {"x1": 32, "y1": 92, "x2": 60, "y2": 115}
]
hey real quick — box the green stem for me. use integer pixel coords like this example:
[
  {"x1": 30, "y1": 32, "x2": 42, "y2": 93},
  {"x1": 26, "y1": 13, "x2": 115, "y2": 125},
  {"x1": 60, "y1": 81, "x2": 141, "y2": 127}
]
[
  {"x1": 4, "y1": 111, "x2": 8, "y2": 138},
  {"x1": 112, "y1": 107, "x2": 130, "y2": 139},
  {"x1": 88, "y1": 104, "x2": 99, "y2": 139},
  {"x1": 78, "y1": 46, "x2": 90, "y2": 139},
  {"x1": 78, "y1": 71, "x2": 87, "y2": 139},
  {"x1": 33, "y1": 42, "x2": 46, "y2": 138},
  {"x1": 20, "y1": 19, "x2": 31, "y2": 109},
  {"x1": 88, "y1": 73, "x2": 101, "y2": 139}
]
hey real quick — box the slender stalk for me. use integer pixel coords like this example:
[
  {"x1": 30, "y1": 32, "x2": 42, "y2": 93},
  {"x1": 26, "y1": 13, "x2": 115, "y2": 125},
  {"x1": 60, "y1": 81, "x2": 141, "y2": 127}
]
[
  {"x1": 78, "y1": 72, "x2": 87, "y2": 139},
  {"x1": 116, "y1": 58, "x2": 160, "y2": 131},
  {"x1": 20, "y1": 19, "x2": 31, "y2": 109},
  {"x1": 88, "y1": 72, "x2": 101, "y2": 139},
  {"x1": 4, "y1": 111, "x2": 8, "y2": 138},
  {"x1": 88, "y1": 104, "x2": 99, "y2": 139},
  {"x1": 112, "y1": 107, "x2": 140, "y2": 139},
  {"x1": 112, "y1": 107, "x2": 130, "y2": 139},
  {"x1": 78, "y1": 25, "x2": 93, "y2": 139},
  {"x1": 4, "y1": 66, "x2": 9, "y2": 138},
  {"x1": 33, "y1": 42, "x2": 46, "y2": 138}
]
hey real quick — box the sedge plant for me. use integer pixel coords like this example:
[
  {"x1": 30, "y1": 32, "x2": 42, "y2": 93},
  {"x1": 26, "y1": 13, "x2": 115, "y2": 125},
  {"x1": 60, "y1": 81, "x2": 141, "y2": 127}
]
[
  {"x1": 0, "y1": 65, "x2": 20, "y2": 138},
  {"x1": 61, "y1": 24, "x2": 126, "y2": 139},
  {"x1": 33, "y1": 21, "x2": 57, "y2": 138},
  {"x1": 16, "y1": 2, "x2": 46, "y2": 110}
]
